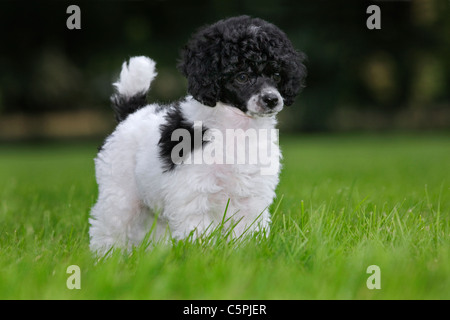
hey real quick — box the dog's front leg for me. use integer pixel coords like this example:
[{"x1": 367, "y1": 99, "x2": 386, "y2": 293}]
[
  {"x1": 162, "y1": 197, "x2": 214, "y2": 240},
  {"x1": 167, "y1": 211, "x2": 213, "y2": 240}
]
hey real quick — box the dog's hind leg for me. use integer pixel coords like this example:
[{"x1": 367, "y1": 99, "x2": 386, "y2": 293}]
[
  {"x1": 88, "y1": 143, "x2": 152, "y2": 255},
  {"x1": 88, "y1": 185, "x2": 150, "y2": 255}
]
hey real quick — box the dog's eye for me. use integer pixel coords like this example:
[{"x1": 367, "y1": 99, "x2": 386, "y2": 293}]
[
  {"x1": 235, "y1": 73, "x2": 249, "y2": 84},
  {"x1": 272, "y1": 73, "x2": 281, "y2": 83}
]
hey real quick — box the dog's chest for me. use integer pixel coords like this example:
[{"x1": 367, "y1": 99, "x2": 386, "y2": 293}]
[{"x1": 190, "y1": 130, "x2": 281, "y2": 198}]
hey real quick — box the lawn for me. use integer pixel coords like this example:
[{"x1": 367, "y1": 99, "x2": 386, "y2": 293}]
[{"x1": 0, "y1": 134, "x2": 448, "y2": 299}]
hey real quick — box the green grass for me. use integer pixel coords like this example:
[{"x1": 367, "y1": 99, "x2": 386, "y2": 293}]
[{"x1": 0, "y1": 134, "x2": 449, "y2": 299}]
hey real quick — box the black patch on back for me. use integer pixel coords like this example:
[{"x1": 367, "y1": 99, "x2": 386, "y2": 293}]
[
  {"x1": 158, "y1": 102, "x2": 207, "y2": 171},
  {"x1": 111, "y1": 92, "x2": 148, "y2": 123}
]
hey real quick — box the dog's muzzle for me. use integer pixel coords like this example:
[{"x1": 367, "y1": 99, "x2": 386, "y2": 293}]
[
  {"x1": 257, "y1": 88, "x2": 283, "y2": 113},
  {"x1": 246, "y1": 87, "x2": 284, "y2": 117},
  {"x1": 261, "y1": 92, "x2": 280, "y2": 109}
]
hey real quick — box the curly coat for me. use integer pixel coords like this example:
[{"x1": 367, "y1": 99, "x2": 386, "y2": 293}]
[
  {"x1": 89, "y1": 16, "x2": 307, "y2": 255},
  {"x1": 178, "y1": 15, "x2": 306, "y2": 108}
]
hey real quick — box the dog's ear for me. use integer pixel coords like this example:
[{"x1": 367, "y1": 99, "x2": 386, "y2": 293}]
[
  {"x1": 280, "y1": 51, "x2": 307, "y2": 106},
  {"x1": 177, "y1": 30, "x2": 221, "y2": 107}
]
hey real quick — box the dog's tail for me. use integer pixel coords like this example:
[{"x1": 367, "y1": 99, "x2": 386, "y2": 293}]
[{"x1": 111, "y1": 56, "x2": 157, "y2": 122}]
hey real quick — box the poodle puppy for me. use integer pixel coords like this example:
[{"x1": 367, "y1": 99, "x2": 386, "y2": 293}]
[{"x1": 89, "y1": 15, "x2": 306, "y2": 255}]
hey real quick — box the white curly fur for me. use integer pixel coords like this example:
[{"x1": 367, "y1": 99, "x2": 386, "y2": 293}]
[
  {"x1": 113, "y1": 56, "x2": 157, "y2": 97},
  {"x1": 89, "y1": 56, "x2": 282, "y2": 256}
]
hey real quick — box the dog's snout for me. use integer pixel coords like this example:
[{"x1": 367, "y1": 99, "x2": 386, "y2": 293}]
[{"x1": 261, "y1": 93, "x2": 279, "y2": 108}]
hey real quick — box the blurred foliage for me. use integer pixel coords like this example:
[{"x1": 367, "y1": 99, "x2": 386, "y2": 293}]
[{"x1": 0, "y1": 0, "x2": 449, "y2": 133}]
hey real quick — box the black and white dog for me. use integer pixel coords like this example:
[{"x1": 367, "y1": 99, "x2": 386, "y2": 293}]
[{"x1": 89, "y1": 16, "x2": 306, "y2": 255}]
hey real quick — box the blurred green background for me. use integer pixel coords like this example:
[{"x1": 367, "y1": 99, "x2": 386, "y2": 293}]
[{"x1": 0, "y1": 0, "x2": 449, "y2": 140}]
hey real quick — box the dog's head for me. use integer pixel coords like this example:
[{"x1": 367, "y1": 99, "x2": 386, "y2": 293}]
[{"x1": 178, "y1": 15, "x2": 307, "y2": 117}]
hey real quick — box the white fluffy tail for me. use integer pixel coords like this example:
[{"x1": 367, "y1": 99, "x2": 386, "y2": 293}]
[
  {"x1": 113, "y1": 56, "x2": 157, "y2": 97},
  {"x1": 111, "y1": 56, "x2": 157, "y2": 122}
]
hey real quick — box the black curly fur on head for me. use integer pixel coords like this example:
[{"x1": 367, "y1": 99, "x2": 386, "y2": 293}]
[{"x1": 178, "y1": 15, "x2": 306, "y2": 109}]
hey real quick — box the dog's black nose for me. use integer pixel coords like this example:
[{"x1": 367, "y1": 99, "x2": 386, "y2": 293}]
[{"x1": 261, "y1": 93, "x2": 279, "y2": 108}]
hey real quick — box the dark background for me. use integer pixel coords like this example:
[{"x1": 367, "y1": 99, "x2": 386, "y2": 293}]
[{"x1": 0, "y1": 0, "x2": 449, "y2": 140}]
